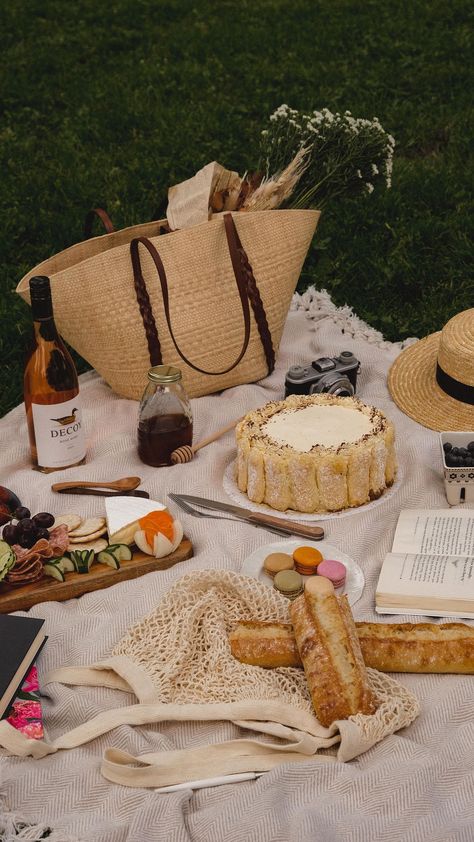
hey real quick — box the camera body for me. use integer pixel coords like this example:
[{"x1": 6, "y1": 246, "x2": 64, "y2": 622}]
[{"x1": 285, "y1": 351, "x2": 360, "y2": 397}]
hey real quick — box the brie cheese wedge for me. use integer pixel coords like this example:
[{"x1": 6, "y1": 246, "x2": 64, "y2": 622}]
[{"x1": 105, "y1": 497, "x2": 166, "y2": 545}]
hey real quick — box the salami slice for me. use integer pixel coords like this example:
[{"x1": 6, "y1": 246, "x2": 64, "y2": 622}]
[{"x1": 48, "y1": 524, "x2": 70, "y2": 556}]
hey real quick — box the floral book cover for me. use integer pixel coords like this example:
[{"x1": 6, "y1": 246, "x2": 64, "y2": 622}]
[{"x1": 6, "y1": 663, "x2": 43, "y2": 739}]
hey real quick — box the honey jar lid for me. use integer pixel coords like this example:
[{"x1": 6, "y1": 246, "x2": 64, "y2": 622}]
[{"x1": 147, "y1": 365, "x2": 182, "y2": 384}]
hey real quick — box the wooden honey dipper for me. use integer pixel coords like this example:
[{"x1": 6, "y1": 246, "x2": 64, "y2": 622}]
[{"x1": 171, "y1": 417, "x2": 244, "y2": 464}]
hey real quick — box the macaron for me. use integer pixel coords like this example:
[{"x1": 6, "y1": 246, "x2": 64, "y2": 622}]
[
  {"x1": 292, "y1": 546, "x2": 323, "y2": 576},
  {"x1": 317, "y1": 559, "x2": 346, "y2": 589},
  {"x1": 263, "y1": 552, "x2": 294, "y2": 579},
  {"x1": 273, "y1": 569, "x2": 304, "y2": 600}
]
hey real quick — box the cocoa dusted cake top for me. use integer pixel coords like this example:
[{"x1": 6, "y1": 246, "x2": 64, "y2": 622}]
[{"x1": 238, "y1": 394, "x2": 388, "y2": 454}]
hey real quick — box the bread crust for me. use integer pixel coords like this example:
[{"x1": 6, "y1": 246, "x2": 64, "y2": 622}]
[
  {"x1": 289, "y1": 591, "x2": 376, "y2": 726},
  {"x1": 229, "y1": 619, "x2": 474, "y2": 674}
]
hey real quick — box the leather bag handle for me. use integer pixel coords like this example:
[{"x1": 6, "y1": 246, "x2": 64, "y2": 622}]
[
  {"x1": 83, "y1": 207, "x2": 115, "y2": 239},
  {"x1": 129, "y1": 213, "x2": 275, "y2": 377}
]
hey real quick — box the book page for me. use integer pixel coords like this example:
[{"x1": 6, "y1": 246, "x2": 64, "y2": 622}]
[
  {"x1": 392, "y1": 509, "x2": 474, "y2": 557},
  {"x1": 376, "y1": 552, "x2": 474, "y2": 599}
]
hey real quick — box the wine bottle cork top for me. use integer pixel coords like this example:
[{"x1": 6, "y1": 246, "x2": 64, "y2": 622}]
[{"x1": 304, "y1": 575, "x2": 335, "y2": 596}]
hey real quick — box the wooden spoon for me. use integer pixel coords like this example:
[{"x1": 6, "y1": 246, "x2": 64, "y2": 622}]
[{"x1": 51, "y1": 476, "x2": 142, "y2": 493}]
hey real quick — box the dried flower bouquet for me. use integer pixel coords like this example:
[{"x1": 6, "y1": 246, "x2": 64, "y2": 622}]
[{"x1": 257, "y1": 104, "x2": 395, "y2": 211}]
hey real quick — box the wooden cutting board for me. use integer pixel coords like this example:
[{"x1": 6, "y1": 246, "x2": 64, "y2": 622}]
[{"x1": 0, "y1": 537, "x2": 193, "y2": 614}]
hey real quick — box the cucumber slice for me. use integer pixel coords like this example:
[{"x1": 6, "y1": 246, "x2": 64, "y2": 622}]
[
  {"x1": 59, "y1": 556, "x2": 76, "y2": 573},
  {"x1": 49, "y1": 555, "x2": 74, "y2": 573},
  {"x1": 0, "y1": 541, "x2": 15, "y2": 569},
  {"x1": 70, "y1": 549, "x2": 95, "y2": 574},
  {"x1": 0, "y1": 548, "x2": 15, "y2": 577},
  {"x1": 105, "y1": 543, "x2": 132, "y2": 561},
  {"x1": 43, "y1": 563, "x2": 66, "y2": 582},
  {"x1": 97, "y1": 550, "x2": 120, "y2": 570},
  {"x1": 0, "y1": 563, "x2": 12, "y2": 583},
  {"x1": 0, "y1": 552, "x2": 14, "y2": 572},
  {"x1": 0, "y1": 539, "x2": 13, "y2": 555}
]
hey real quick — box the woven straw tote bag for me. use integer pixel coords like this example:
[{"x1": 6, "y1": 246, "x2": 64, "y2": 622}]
[{"x1": 16, "y1": 208, "x2": 320, "y2": 400}]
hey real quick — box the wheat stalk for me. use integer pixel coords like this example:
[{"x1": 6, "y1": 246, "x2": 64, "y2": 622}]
[{"x1": 241, "y1": 147, "x2": 310, "y2": 211}]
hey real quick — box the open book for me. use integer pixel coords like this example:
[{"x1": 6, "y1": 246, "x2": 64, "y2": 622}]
[{"x1": 375, "y1": 509, "x2": 474, "y2": 618}]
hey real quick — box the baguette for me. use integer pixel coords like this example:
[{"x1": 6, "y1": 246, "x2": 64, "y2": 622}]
[
  {"x1": 229, "y1": 619, "x2": 474, "y2": 674},
  {"x1": 289, "y1": 577, "x2": 376, "y2": 726}
]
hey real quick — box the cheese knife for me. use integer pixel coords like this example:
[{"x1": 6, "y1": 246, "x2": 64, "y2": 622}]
[{"x1": 170, "y1": 493, "x2": 324, "y2": 540}]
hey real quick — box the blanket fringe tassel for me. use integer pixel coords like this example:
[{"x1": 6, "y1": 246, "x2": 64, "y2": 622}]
[{"x1": 292, "y1": 287, "x2": 418, "y2": 351}]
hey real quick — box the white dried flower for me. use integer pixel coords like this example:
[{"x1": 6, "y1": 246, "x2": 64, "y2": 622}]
[{"x1": 259, "y1": 103, "x2": 395, "y2": 208}]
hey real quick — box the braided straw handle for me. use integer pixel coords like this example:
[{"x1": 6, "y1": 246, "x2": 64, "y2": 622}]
[{"x1": 171, "y1": 417, "x2": 244, "y2": 464}]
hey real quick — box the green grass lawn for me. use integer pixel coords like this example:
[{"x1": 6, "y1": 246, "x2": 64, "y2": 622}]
[{"x1": 1, "y1": 0, "x2": 473, "y2": 417}]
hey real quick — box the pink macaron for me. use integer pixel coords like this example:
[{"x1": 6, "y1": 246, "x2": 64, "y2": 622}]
[{"x1": 316, "y1": 559, "x2": 346, "y2": 589}]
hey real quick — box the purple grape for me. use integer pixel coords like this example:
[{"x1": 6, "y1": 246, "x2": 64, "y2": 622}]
[
  {"x1": 36, "y1": 528, "x2": 50, "y2": 541},
  {"x1": 32, "y1": 512, "x2": 55, "y2": 529},
  {"x1": 18, "y1": 518, "x2": 35, "y2": 532},
  {"x1": 18, "y1": 532, "x2": 38, "y2": 549},
  {"x1": 14, "y1": 506, "x2": 31, "y2": 520},
  {"x1": 2, "y1": 523, "x2": 19, "y2": 545}
]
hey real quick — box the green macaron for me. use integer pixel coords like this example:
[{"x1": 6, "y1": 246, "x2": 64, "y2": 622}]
[{"x1": 273, "y1": 569, "x2": 304, "y2": 600}]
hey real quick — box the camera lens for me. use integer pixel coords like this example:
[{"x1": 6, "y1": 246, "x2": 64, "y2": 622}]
[{"x1": 310, "y1": 373, "x2": 355, "y2": 397}]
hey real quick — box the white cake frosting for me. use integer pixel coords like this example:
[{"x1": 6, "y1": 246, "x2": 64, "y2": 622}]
[
  {"x1": 235, "y1": 394, "x2": 397, "y2": 514},
  {"x1": 263, "y1": 404, "x2": 373, "y2": 452}
]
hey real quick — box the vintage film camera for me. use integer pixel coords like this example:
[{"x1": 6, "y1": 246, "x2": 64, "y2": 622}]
[{"x1": 285, "y1": 352, "x2": 360, "y2": 397}]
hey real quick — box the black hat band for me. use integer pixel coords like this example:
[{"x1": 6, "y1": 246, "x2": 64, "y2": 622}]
[{"x1": 436, "y1": 363, "x2": 474, "y2": 406}]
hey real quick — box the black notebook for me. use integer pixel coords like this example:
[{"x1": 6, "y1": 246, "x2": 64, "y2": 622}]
[{"x1": 0, "y1": 614, "x2": 47, "y2": 718}]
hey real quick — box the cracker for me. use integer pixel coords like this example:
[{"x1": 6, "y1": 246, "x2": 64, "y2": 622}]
[
  {"x1": 53, "y1": 514, "x2": 82, "y2": 532},
  {"x1": 69, "y1": 526, "x2": 108, "y2": 543},
  {"x1": 68, "y1": 517, "x2": 106, "y2": 538},
  {"x1": 67, "y1": 538, "x2": 108, "y2": 554}
]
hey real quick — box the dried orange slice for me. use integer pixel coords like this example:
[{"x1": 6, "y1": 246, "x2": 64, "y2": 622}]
[{"x1": 139, "y1": 510, "x2": 174, "y2": 548}]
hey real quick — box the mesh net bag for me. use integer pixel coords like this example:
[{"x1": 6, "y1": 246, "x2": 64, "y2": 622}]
[
  {"x1": 112, "y1": 570, "x2": 419, "y2": 742},
  {"x1": 0, "y1": 570, "x2": 420, "y2": 783}
]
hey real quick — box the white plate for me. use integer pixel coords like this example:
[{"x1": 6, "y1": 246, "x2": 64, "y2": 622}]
[
  {"x1": 241, "y1": 539, "x2": 364, "y2": 607},
  {"x1": 223, "y1": 458, "x2": 402, "y2": 522}
]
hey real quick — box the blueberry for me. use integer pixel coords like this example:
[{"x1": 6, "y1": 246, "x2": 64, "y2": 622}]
[
  {"x1": 468, "y1": 441, "x2": 474, "y2": 452},
  {"x1": 459, "y1": 447, "x2": 468, "y2": 458},
  {"x1": 451, "y1": 447, "x2": 460, "y2": 457},
  {"x1": 443, "y1": 442, "x2": 452, "y2": 453}
]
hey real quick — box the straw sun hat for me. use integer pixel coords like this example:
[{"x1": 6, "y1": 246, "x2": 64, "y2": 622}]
[{"x1": 388, "y1": 308, "x2": 474, "y2": 432}]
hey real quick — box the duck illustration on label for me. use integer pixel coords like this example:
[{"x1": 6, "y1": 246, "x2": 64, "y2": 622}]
[
  {"x1": 50, "y1": 408, "x2": 79, "y2": 426},
  {"x1": 32, "y1": 398, "x2": 86, "y2": 468}
]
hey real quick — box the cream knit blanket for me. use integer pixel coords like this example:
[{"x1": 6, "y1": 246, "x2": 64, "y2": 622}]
[{"x1": 0, "y1": 289, "x2": 472, "y2": 842}]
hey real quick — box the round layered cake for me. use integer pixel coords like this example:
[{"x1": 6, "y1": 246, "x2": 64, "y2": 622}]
[{"x1": 235, "y1": 394, "x2": 396, "y2": 513}]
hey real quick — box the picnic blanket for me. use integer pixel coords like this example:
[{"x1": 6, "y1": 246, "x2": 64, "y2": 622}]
[{"x1": 1, "y1": 288, "x2": 473, "y2": 842}]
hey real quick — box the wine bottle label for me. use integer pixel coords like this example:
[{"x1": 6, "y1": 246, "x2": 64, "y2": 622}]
[{"x1": 31, "y1": 398, "x2": 86, "y2": 469}]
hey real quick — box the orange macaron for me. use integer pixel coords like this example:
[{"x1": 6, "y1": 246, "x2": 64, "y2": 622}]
[{"x1": 292, "y1": 546, "x2": 323, "y2": 575}]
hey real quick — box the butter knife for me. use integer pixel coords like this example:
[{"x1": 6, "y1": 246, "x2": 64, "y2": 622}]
[{"x1": 170, "y1": 494, "x2": 324, "y2": 540}]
